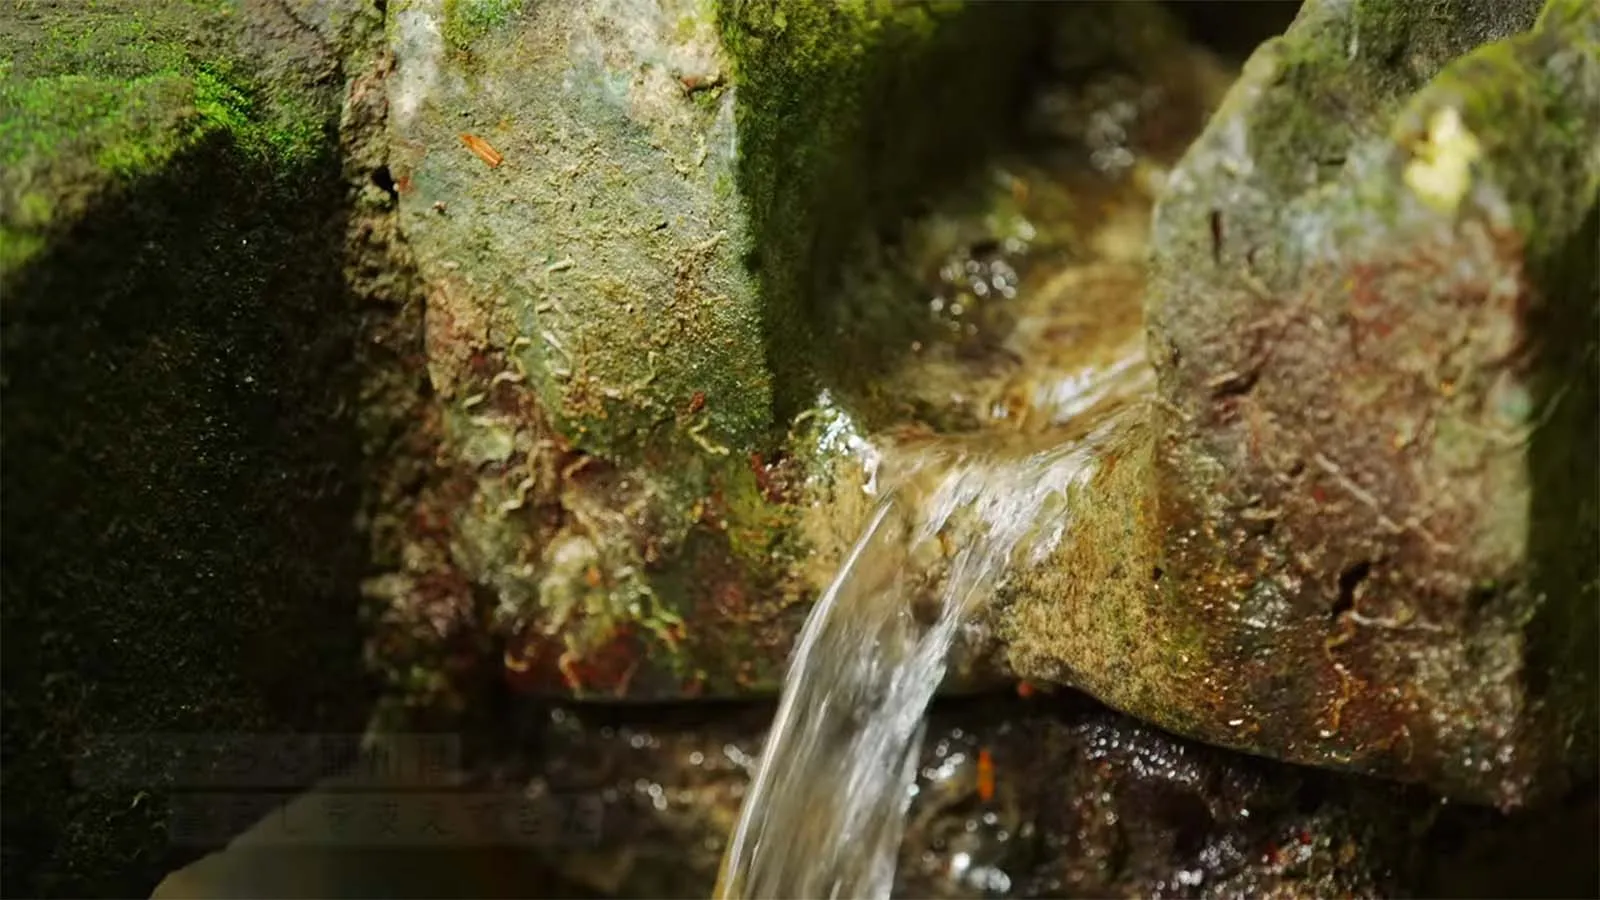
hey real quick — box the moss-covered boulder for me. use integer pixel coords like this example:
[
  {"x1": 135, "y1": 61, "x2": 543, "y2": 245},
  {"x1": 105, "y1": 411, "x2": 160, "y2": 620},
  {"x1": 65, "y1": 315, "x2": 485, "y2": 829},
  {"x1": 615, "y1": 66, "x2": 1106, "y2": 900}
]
[
  {"x1": 376, "y1": 0, "x2": 1058, "y2": 700},
  {"x1": 0, "y1": 1, "x2": 401, "y2": 895},
  {"x1": 0, "y1": 0, "x2": 349, "y2": 276},
  {"x1": 1002, "y1": 0, "x2": 1599, "y2": 807}
]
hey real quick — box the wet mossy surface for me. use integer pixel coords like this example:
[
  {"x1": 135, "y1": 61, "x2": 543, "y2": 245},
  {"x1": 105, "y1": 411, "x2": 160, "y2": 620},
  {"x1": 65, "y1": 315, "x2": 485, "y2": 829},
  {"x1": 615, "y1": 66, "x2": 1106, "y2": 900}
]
[{"x1": 378, "y1": 0, "x2": 1068, "y2": 703}]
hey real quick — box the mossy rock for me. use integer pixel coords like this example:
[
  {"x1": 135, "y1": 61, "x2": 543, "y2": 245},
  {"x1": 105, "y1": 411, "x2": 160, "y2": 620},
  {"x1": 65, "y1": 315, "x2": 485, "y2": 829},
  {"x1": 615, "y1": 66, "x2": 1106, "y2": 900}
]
[
  {"x1": 379, "y1": 0, "x2": 1058, "y2": 700},
  {"x1": 386, "y1": 0, "x2": 1050, "y2": 460},
  {"x1": 1, "y1": 1, "x2": 392, "y2": 895},
  {"x1": 1003, "y1": 0, "x2": 1598, "y2": 807},
  {"x1": 0, "y1": 0, "x2": 349, "y2": 276}
]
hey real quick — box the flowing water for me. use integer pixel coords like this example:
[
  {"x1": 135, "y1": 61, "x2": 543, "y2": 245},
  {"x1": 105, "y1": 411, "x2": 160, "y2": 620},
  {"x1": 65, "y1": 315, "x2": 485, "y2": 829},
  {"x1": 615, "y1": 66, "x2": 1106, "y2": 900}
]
[{"x1": 717, "y1": 400, "x2": 1143, "y2": 900}]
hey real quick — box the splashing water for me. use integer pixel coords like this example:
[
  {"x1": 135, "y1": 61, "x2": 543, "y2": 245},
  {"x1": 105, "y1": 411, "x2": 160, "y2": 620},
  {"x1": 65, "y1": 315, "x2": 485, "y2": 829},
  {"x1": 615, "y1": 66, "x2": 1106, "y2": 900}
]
[{"x1": 717, "y1": 405, "x2": 1141, "y2": 900}]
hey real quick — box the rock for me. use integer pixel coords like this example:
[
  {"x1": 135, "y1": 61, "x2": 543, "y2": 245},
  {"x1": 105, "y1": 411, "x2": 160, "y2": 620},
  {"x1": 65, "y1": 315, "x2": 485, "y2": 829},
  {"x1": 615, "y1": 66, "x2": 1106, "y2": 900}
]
[
  {"x1": 377, "y1": 0, "x2": 1065, "y2": 700},
  {"x1": 1002, "y1": 0, "x2": 1599, "y2": 807},
  {"x1": 387, "y1": 0, "x2": 1051, "y2": 456},
  {"x1": 0, "y1": 0, "x2": 366, "y2": 277},
  {"x1": 0, "y1": 2, "x2": 410, "y2": 895}
]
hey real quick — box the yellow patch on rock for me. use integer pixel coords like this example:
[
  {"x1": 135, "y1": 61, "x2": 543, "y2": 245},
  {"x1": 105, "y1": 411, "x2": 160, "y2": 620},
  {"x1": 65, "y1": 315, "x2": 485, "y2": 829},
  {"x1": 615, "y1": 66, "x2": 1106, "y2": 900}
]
[{"x1": 1405, "y1": 106, "x2": 1483, "y2": 213}]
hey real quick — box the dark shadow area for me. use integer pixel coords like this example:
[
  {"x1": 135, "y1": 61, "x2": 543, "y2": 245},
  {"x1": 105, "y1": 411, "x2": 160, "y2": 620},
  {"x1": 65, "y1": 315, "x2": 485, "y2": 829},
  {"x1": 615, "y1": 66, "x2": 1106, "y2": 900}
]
[
  {"x1": 1, "y1": 129, "x2": 376, "y2": 897},
  {"x1": 1161, "y1": 0, "x2": 1302, "y2": 62},
  {"x1": 1474, "y1": 202, "x2": 1600, "y2": 900},
  {"x1": 154, "y1": 846, "x2": 607, "y2": 900},
  {"x1": 1416, "y1": 784, "x2": 1600, "y2": 899},
  {"x1": 1523, "y1": 204, "x2": 1600, "y2": 797}
]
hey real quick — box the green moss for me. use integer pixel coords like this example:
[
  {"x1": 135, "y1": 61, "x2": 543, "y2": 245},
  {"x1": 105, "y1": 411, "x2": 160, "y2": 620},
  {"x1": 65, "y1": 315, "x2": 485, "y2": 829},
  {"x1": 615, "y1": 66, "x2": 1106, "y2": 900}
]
[
  {"x1": 0, "y1": 74, "x2": 194, "y2": 173},
  {"x1": 1205, "y1": 0, "x2": 1544, "y2": 257},
  {"x1": 192, "y1": 65, "x2": 252, "y2": 134},
  {"x1": 0, "y1": 226, "x2": 46, "y2": 273},
  {"x1": 0, "y1": 2, "x2": 338, "y2": 279},
  {"x1": 716, "y1": 459, "x2": 802, "y2": 572},
  {"x1": 442, "y1": 0, "x2": 526, "y2": 54},
  {"x1": 642, "y1": 523, "x2": 797, "y2": 695},
  {"x1": 191, "y1": 63, "x2": 329, "y2": 165},
  {"x1": 716, "y1": 0, "x2": 1051, "y2": 422},
  {"x1": 0, "y1": 72, "x2": 202, "y2": 275}
]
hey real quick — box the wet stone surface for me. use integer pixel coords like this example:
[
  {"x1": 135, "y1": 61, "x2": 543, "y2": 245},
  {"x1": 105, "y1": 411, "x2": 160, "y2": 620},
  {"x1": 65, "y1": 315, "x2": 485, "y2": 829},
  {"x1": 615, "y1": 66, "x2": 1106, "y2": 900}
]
[
  {"x1": 1001, "y1": 0, "x2": 1600, "y2": 807},
  {"x1": 472, "y1": 692, "x2": 1517, "y2": 899}
]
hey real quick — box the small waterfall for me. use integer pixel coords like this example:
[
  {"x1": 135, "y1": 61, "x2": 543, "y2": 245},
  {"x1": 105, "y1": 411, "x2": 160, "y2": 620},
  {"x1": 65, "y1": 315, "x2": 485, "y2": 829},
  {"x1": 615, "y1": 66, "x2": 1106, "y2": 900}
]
[{"x1": 717, "y1": 405, "x2": 1141, "y2": 900}]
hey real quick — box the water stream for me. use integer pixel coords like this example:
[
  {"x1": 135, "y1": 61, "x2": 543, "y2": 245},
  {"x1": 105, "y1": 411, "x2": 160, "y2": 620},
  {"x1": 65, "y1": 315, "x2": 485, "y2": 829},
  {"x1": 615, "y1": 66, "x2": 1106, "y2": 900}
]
[{"x1": 717, "y1": 402, "x2": 1143, "y2": 900}]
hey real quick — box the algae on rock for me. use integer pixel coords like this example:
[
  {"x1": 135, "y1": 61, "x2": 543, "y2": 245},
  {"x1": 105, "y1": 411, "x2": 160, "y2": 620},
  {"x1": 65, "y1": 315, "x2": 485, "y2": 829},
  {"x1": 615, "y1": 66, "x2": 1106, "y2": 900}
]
[{"x1": 717, "y1": 0, "x2": 1054, "y2": 421}]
